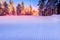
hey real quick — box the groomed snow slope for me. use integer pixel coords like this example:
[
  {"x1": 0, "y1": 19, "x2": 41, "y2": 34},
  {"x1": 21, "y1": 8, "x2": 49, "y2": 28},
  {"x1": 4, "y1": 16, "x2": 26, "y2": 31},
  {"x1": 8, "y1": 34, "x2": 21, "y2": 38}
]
[{"x1": 0, "y1": 15, "x2": 60, "y2": 40}]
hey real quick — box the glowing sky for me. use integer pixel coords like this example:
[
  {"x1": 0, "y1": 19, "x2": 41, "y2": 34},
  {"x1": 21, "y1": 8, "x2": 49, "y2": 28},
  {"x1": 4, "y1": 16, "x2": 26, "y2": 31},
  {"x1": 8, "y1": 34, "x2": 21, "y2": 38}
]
[{"x1": 6, "y1": 0, "x2": 39, "y2": 10}]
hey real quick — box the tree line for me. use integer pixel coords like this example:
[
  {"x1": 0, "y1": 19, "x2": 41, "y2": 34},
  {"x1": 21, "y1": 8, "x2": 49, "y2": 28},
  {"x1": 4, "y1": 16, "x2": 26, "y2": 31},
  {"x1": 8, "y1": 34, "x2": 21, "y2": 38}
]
[
  {"x1": 38, "y1": 0, "x2": 60, "y2": 16},
  {"x1": 0, "y1": 1, "x2": 35, "y2": 16},
  {"x1": 0, "y1": 0, "x2": 60, "y2": 16}
]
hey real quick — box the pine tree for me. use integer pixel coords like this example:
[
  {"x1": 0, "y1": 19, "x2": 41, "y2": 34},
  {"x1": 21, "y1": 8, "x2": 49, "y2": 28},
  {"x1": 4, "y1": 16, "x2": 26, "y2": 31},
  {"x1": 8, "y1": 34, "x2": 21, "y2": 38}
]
[
  {"x1": 38, "y1": 0, "x2": 46, "y2": 16},
  {"x1": 21, "y1": 1, "x2": 25, "y2": 15},
  {"x1": 21, "y1": 1, "x2": 24, "y2": 11},
  {"x1": 9, "y1": 0, "x2": 16, "y2": 15},
  {"x1": 57, "y1": 0, "x2": 60, "y2": 14},
  {"x1": 29, "y1": 5, "x2": 32, "y2": 15},
  {"x1": 0, "y1": 3, "x2": 3, "y2": 16},
  {"x1": 17, "y1": 3, "x2": 21, "y2": 15},
  {"x1": 47, "y1": 0, "x2": 58, "y2": 15},
  {"x1": 3, "y1": 1, "x2": 9, "y2": 15}
]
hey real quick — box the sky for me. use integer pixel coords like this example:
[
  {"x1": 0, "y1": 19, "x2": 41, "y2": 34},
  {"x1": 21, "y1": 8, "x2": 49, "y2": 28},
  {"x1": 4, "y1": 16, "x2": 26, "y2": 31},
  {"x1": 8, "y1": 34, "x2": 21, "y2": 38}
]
[{"x1": 6, "y1": 0, "x2": 39, "y2": 10}]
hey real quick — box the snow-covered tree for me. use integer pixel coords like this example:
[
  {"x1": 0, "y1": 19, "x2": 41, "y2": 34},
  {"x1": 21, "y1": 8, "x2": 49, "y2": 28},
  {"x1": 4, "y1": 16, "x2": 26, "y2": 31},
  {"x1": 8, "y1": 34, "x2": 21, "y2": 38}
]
[
  {"x1": 38, "y1": 0, "x2": 46, "y2": 16},
  {"x1": 38, "y1": 0, "x2": 58, "y2": 16},
  {"x1": 57, "y1": 1, "x2": 60, "y2": 14},
  {"x1": 46, "y1": 0, "x2": 58, "y2": 14},
  {"x1": 29, "y1": 5, "x2": 32, "y2": 15},
  {"x1": 3, "y1": 1, "x2": 9, "y2": 15},
  {"x1": 17, "y1": 3, "x2": 21, "y2": 15},
  {"x1": 0, "y1": 3, "x2": 3, "y2": 16},
  {"x1": 21, "y1": 1, "x2": 25, "y2": 15},
  {"x1": 9, "y1": 0, "x2": 16, "y2": 15}
]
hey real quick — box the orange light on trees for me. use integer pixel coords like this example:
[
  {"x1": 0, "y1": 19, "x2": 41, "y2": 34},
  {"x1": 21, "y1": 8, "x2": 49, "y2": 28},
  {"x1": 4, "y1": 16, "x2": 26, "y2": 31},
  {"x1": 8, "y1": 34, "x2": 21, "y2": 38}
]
[{"x1": 32, "y1": 10, "x2": 39, "y2": 16}]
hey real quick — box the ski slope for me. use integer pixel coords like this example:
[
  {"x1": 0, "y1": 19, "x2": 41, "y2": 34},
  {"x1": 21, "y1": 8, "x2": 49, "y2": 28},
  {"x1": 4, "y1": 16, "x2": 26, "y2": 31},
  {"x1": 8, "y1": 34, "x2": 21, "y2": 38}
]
[{"x1": 0, "y1": 15, "x2": 60, "y2": 40}]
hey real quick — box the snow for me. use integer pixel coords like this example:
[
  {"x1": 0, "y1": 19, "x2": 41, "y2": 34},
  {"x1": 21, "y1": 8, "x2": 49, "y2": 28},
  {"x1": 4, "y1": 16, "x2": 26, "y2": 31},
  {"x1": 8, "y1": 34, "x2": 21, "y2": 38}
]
[{"x1": 0, "y1": 15, "x2": 60, "y2": 40}]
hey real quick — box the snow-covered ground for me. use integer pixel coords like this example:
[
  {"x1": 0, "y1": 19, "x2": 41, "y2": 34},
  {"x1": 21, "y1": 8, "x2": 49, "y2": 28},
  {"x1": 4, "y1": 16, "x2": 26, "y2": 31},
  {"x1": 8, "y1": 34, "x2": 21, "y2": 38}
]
[{"x1": 0, "y1": 15, "x2": 60, "y2": 40}]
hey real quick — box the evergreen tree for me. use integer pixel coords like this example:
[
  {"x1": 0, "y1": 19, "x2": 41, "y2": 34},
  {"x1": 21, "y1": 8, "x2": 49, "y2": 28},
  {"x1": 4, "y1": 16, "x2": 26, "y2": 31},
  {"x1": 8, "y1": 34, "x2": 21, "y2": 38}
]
[
  {"x1": 38, "y1": 0, "x2": 46, "y2": 16},
  {"x1": 29, "y1": 5, "x2": 32, "y2": 15},
  {"x1": 3, "y1": 1, "x2": 9, "y2": 15},
  {"x1": 0, "y1": 3, "x2": 3, "y2": 16},
  {"x1": 47, "y1": 0, "x2": 58, "y2": 15},
  {"x1": 21, "y1": 1, "x2": 24, "y2": 10},
  {"x1": 12, "y1": 2, "x2": 16, "y2": 15},
  {"x1": 9, "y1": 0, "x2": 16, "y2": 15},
  {"x1": 21, "y1": 1, "x2": 25, "y2": 15},
  {"x1": 17, "y1": 3, "x2": 21, "y2": 15},
  {"x1": 57, "y1": 0, "x2": 60, "y2": 14}
]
